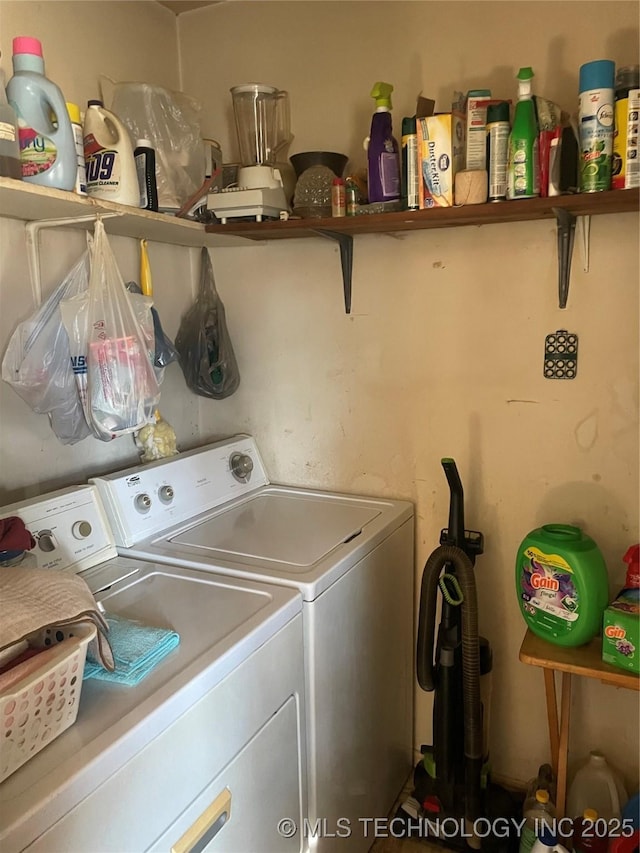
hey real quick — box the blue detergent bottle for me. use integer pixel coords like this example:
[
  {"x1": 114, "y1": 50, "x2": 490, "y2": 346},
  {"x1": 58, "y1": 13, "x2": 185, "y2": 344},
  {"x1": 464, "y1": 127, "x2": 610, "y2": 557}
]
[
  {"x1": 7, "y1": 36, "x2": 76, "y2": 190},
  {"x1": 366, "y1": 82, "x2": 401, "y2": 203}
]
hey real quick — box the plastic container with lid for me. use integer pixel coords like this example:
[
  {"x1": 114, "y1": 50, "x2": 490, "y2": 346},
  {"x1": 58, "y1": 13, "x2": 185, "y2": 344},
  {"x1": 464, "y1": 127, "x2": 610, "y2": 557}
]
[
  {"x1": 573, "y1": 808, "x2": 609, "y2": 853},
  {"x1": 83, "y1": 99, "x2": 139, "y2": 206},
  {"x1": 566, "y1": 751, "x2": 628, "y2": 821},
  {"x1": 6, "y1": 36, "x2": 76, "y2": 190},
  {"x1": 67, "y1": 102, "x2": 87, "y2": 195},
  {"x1": 516, "y1": 524, "x2": 609, "y2": 646},
  {"x1": 134, "y1": 138, "x2": 158, "y2": 211},
  {"x1": 520, "y1": 789, "x2": 557, "y2": 853}
]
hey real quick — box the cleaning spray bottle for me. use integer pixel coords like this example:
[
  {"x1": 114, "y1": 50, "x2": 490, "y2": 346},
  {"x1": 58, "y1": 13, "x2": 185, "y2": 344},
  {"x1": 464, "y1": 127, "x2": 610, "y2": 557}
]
[
  {"x1": 507, "y1": 67, "x2": 539, "y2": 199},
  {"x1": 366, "y1": 82, "x2": 400, "y2": 203}
]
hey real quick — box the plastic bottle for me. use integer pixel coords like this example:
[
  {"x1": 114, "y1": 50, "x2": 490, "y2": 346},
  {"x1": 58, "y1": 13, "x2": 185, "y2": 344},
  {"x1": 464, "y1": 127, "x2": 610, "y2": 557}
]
[
  {"x1": 531, "y1": 826, "x2": 569, "y2": 853},
  {"x1": 507, "y1": 67, "x2": 539, "y2": 199},
  {"x1": 525, "y1": 763, "x2": 556, "y2": 803},
  {"x1": 366, "y1": 82, "x2": 400, "y2": 203},
  {"x1": 66, "y1": 103, "x2": 86, "y2": 195},
  {"x1": 516, "y1": 524, "x2": 609, "y2": 647},
  {"x1": 401, "y1": 116, "x2": 419, "y2": 210},
  {"x1": 331, "y1": 177, "x2": 345, "y2": 217},
  {"x1": 0, "y1": 68, "x2": 22, "y2": 179},
  {"x1": 578, "y1": 60, "x2": 615, "y2": 193},
  {"x1": 520, "y1": 789, "x2": 557, "y2": 853},
  {"x1": 83, "y1": 100, "x2": 139, "y2": 206},
  {"x1": 486, "y1": 101, "x2": 510, "y2": 202},
  {"x1": 566, "y1": 752, "x2": 628, "y2": 821},
  {"x1": 134, "y1": 138, "x2": 158, "y2": 211},
  {"x1": 612, "y1": 65, "x2": 640, "y2": 190},
  {"x1": 6, "y1": 36, "x2": 76, "y2": 190},
  {"x1": 573, "y1": 808, "x2": 609, "y2": 853}
]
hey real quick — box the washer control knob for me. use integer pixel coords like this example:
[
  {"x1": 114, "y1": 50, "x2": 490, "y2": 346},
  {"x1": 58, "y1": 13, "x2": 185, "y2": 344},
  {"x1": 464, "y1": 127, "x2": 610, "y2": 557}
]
[
  {"x1": 135, "y1": 493, "x2": 152, "y2": 512},
  {"x1": 230, "y1": 453, "x2": 253, "y2": 482},
  {"x1": 72, "y1": 521, "x2": 92, "y2": 539},
  {"x1": 159, "y1": 485, "x2": 174, "y2": 503},
  {"x1": 38, "y1": 530, "x2": 56, "y2": 552}
]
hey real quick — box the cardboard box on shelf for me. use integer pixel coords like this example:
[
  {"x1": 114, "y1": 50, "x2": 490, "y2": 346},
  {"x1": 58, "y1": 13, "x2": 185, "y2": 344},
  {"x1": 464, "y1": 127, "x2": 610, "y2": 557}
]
[{"x1": 417, "y1": 102, "x2": 466, "y2": 208}]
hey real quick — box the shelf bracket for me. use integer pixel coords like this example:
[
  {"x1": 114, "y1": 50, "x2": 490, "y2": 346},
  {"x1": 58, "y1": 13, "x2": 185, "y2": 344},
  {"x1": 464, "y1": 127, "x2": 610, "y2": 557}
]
[
  {"x1": 312, "y1": 229, "x2": 354, "y2": 314},
  {"x1": 552, "y1": 207, "x2": 577, "y2": 310},
  {"x1": 25, "y1": 212, "x2": 122, "y2": 306}
]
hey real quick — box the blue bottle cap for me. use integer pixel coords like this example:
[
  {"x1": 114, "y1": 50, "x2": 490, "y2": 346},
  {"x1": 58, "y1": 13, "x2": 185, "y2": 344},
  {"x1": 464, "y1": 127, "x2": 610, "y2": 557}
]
[{"x1": 579, "y1": 60, "x2": 615, "y2": 92}]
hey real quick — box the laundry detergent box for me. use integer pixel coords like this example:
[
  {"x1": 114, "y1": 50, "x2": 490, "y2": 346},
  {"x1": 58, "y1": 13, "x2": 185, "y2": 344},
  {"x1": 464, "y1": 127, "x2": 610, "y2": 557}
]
[
  {"x1": 417, "y1": 96, "x2": 466, "y2": 208},
  {"x1": 602, "y1": 593, "x2": 639, "y2": 674}
]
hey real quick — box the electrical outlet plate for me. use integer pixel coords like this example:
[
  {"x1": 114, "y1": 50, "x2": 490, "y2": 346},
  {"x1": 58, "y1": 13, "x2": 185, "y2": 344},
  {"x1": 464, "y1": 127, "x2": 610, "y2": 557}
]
[{"x1": 544, "y1": 330, "x2": 578, "y2": 379}]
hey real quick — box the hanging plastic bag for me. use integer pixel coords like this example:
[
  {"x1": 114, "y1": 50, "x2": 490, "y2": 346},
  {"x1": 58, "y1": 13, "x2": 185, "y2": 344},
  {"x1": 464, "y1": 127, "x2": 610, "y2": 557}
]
[
  {"x1": 175, "y1": 248, "x2": 240, "y2": 399},
  {"x1": 125, "y1": 282, "x2": 179, "y2": 372},
  {"x1": 1, "y1": 251, "x2": 92, "y2": 444},
  {"x1": 61, "y1": 219, "x2": 160, "y2": 440}
]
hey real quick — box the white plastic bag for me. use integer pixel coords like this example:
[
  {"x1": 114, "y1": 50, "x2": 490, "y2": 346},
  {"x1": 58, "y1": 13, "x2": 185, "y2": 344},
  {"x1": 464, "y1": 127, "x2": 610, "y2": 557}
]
[
  {"x1": 60, "y1": 220, "x2": 160, "y2": 440},
  {"x1": 102, "y1": 76, "x2": 204, "y2": 210},
  {"x1": 1, "y1": 251, "x2": 92, "y2": 444}
]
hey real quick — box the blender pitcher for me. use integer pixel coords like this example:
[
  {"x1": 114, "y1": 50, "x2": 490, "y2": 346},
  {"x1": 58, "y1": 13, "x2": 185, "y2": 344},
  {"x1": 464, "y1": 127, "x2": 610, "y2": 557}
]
[{"x1": 231, "y1": 84, "x2": 291, "y2": 166}]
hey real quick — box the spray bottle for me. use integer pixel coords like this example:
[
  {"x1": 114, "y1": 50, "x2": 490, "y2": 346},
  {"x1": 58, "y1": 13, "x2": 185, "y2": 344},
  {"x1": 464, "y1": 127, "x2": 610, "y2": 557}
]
[
  {"x1": 507, "y1": 67, "x2": 539, "y2": 199},
  {"x1": 366, "y1": 82, "x2": 400, "y2": 203}
]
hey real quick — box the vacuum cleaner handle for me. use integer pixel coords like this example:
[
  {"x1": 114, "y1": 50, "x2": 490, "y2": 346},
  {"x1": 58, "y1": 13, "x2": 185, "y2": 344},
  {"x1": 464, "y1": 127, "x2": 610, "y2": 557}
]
[{"x1": 441, "y1": 458, "x2": 465, "y2": 548}]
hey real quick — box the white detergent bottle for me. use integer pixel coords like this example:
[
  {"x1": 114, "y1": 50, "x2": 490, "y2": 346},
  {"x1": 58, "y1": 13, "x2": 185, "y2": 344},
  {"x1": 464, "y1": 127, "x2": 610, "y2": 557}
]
[
  {"x1": 531, "y1": 827, "x2": 570, "y2": 853},
  {"x1": 83, "y1": 100, "x2": 139, "y2": 206},
  {"x1": 6, "y1": 36, "x2": 76, "y2": 190}
]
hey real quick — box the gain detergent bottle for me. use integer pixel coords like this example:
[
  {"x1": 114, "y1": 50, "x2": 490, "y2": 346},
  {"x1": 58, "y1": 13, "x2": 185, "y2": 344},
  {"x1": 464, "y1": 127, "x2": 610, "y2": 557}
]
[{"x1": 516, "y1": 524, "x2": 608, "y2": 647}]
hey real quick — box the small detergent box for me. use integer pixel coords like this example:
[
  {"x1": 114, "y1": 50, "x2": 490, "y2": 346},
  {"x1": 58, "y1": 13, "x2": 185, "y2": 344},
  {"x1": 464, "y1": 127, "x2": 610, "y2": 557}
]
[
  {"x1": 602, "y1": 592, "x2": 639, "y2": 674},
  {"x1": 602, "y1": 545, "x2": 640, "y2": 674},
  {"x1": 417, "y1": 100, "x2": 466, "y2": 208}
]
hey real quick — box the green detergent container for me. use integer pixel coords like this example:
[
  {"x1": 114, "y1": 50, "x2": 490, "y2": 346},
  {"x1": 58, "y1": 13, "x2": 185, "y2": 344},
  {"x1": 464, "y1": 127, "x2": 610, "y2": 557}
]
[{"x1": 516, "y1": 524, "x2": 609, "y2": 647}]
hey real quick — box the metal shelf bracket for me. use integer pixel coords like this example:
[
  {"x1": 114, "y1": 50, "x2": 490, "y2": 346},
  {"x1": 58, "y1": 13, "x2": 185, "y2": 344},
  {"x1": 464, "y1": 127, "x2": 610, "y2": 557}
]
[
  {"x1": 25, "y1": 212, "x2": 122, "y2": 306},
  {"x1": 552, "y1": 207, "x2": 590, "y2": 310},
  {"x1": 312, "y1": 229, "x2": 354, "y2": 314}
]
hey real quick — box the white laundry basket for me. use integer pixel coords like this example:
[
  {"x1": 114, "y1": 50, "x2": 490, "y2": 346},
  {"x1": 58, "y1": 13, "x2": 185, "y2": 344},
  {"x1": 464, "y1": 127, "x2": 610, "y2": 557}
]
[{"x1": 0, "y1": 623, "x2": 96, "y2": 783}]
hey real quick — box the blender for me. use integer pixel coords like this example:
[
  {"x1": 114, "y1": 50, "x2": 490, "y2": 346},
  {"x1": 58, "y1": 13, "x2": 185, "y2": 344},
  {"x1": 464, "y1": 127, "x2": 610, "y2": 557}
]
[{"x1": 207, "y1": 84, "x2": 292, "y2": 223}]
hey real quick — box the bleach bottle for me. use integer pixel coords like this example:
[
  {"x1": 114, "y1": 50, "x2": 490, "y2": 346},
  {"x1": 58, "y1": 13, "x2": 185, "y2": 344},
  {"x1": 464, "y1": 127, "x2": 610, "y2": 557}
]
[
  {"x1": 6, "y1": 36, "x2": 76, "y2": 190},
  {"x1": 83, "y1": 100, "x2": 139, "y2": 206},
  {"x1": 366, "y1": 82, "x2": 400, "y2": 203},
  {"x1": 516, "y1": 524, "x2": 609, "y2": 647}
]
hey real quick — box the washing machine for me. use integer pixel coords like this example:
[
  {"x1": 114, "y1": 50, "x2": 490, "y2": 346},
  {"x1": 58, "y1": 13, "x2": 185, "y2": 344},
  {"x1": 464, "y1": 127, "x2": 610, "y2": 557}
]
[
  {"x1": 0, "y1": 485, "x2": 307, "y2": 853},
  {"x1": 91, "y1": 434, "x2": 415, "y2": 853}
]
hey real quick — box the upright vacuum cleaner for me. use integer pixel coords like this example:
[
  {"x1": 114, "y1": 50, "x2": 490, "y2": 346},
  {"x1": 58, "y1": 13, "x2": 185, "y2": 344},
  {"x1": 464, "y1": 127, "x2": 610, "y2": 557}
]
[{"x1": 397, "y1": 459, "x2": 517, "y2": 852}]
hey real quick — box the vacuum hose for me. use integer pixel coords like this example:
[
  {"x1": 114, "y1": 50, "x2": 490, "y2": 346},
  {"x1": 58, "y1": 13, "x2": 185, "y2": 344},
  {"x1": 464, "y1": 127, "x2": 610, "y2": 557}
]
[{"x1": 416, "y1": 544, "x2": 483, "y2": 844}]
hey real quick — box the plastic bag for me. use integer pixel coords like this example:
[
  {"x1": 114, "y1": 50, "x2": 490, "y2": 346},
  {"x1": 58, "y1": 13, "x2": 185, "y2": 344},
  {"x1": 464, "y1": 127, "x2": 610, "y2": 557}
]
[
  {"x1": 1, "y1": 251, "x2": 92, "y2": 444},
  {"x1": 125, "y1": 282, "x2": 179, "y2": 370},
  {"x1": 60, "y1": 220, "x2": 160, "y2": 440},
  {"x1": 175, "y1": 248, "x2": 240, "y2": 399},
  {"x1": 102, "y1": 76, "x2": 204, "y2": 211}
]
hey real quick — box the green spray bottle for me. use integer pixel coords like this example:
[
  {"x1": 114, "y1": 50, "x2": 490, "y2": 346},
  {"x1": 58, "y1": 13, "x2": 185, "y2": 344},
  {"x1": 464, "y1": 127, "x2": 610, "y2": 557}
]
[{"x1": 507, "y1": 67, "x2": 540, "y2": 199}]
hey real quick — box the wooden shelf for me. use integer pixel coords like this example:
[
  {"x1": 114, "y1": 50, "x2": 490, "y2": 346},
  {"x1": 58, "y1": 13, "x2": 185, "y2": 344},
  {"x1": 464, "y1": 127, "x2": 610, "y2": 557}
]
[
  {"x1": 0, "y1": 177, "x2": 248, "y2": 249},
  {"x1": 205, "y1": 188, "x2": 639, "y2": 241},
  {"x1": 519, "y1": 628, "x2": 639, "y2": 691}
]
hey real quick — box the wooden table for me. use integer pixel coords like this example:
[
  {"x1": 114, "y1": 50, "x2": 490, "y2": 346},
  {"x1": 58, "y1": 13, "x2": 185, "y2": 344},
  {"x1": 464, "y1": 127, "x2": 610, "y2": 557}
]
[{"x1": 519, "y1": 630, "x2": 639, "y2": 817}]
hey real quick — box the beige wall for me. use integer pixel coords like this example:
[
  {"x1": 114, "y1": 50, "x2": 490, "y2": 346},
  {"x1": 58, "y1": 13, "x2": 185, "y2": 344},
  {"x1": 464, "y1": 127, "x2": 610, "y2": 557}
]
[
  {"x1": 178, "y1": 0, "x2": 640, "y2": 789},
  {"x1": 0, "y1": 0, "x2": 638, "y2": 794}
]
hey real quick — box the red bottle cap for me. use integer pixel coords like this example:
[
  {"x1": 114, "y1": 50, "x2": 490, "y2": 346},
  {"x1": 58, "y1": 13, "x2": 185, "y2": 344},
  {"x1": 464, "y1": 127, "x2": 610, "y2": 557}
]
[
  {"x1": 13, "y1": 36, "x2": 43, "y2": 57},
  {"x1": 332, "y1": 177, "x2": 345, "y2": 186}
]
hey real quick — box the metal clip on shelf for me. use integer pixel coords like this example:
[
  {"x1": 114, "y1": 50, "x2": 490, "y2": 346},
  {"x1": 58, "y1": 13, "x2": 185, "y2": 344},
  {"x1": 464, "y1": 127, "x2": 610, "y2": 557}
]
[{"x1": 312, "y1": 229, "x2": 354, "y2": 314}]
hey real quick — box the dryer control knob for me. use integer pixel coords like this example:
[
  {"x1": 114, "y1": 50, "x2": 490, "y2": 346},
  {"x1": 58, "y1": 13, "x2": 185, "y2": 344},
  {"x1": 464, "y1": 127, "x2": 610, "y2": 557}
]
[
  {"x1": 159, "y1": 485, "x2": 174, "y2": 503},
  {"x1": 38, "y1": 530, "x2": 56, "y2": 552},
  {"x1": 72, "y1": 521, "x2": 92, "y2": 539},
  {"x1": 135, "y1": 493, "x2": 152, "y2": 512},
  {"x1": 230, "y1": 453, "x2": 253, "y2": 482}
]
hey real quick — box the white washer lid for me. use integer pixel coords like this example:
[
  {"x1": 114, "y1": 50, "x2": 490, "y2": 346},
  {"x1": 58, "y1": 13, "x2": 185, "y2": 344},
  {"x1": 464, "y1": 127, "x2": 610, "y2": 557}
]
[{"x1": 171, "y1": 492, "x2": 381, "y2": 568}]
